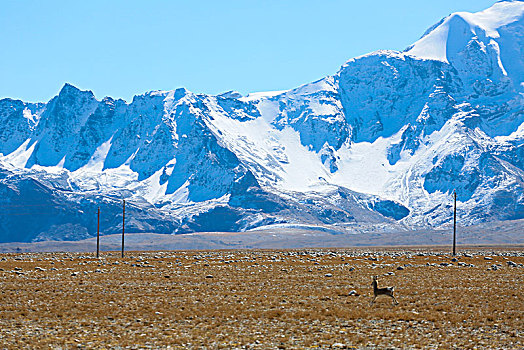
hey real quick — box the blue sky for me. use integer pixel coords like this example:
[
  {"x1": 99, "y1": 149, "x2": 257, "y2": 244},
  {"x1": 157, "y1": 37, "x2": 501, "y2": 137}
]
[{"x1": 1, "y1": 0, "x2": 496, "y2": 103}]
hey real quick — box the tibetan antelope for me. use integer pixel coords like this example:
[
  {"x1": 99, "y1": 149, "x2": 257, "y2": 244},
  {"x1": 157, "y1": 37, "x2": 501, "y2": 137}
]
[{"x1": 370, "y1": 275, "x2": 399, "y2": 305}]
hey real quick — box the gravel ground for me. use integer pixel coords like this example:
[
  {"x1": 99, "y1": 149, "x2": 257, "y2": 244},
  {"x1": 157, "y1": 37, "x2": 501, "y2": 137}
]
[{"x1": 0, "y1": 247, "x2": 522, "y2": 349}]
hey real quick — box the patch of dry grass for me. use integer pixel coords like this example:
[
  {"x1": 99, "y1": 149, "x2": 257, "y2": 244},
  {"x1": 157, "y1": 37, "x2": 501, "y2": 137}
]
[{"x1": 0, "y1": 247, "x2": 522, "y2": 349}]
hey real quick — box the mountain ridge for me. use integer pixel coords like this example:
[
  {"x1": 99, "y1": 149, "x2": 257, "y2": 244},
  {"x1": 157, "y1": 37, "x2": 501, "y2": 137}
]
[{"x1": 1, "y1": 1, "x2": 523, "y2": 243}]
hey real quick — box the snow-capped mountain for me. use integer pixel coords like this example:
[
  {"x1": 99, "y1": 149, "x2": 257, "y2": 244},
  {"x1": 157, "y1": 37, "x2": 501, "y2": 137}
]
[{"x1": 1, "y1": 1, "x2": 523, "y2": 243}]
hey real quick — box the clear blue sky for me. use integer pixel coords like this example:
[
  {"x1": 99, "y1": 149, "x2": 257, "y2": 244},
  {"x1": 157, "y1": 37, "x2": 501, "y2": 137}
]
[{"x1": 1, "y1": 0, "x2": 496, "y2": 103}]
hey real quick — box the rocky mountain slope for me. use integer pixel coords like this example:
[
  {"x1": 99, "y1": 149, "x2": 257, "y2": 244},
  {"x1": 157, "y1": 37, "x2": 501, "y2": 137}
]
[{"x1": 1, "y1": 1, "x2": 523, "y2": 243}]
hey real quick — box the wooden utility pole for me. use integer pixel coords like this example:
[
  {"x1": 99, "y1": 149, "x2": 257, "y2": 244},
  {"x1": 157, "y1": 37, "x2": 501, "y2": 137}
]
[
  {"x1": 121, "y1": 200, "x2": 125, "y2": 258},
  {"x1": 453, "y1": 191, "x2": 457, "y2": 256},
  {"x1": 96, "y1": 207, "x2": 100, "y2": 258}
]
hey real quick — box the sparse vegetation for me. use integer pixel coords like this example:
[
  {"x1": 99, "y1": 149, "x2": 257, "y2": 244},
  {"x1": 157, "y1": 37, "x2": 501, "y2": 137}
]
[{"x1": 0, "y1": 247, "x2": 522, "y2": 349}]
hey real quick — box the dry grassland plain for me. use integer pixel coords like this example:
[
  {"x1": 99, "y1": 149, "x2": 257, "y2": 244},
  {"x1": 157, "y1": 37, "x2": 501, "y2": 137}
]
[{"x1": 0, "y1": 247, "x2": 522, "y2": 349}]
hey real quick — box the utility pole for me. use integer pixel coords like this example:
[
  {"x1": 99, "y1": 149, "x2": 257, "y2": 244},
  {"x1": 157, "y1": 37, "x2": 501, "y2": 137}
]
[
  {"x1": 453, "y1": 191, "x2": 457, "y2": 256},
  {"x1": 96, "y1": 207, "x2": 100, "y2": 258},
  {"x1": 121, "y1": 200, "x2": 125, "y2": 258}
]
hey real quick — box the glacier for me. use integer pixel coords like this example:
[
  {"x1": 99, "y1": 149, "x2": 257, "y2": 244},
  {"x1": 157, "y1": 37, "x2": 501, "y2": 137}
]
[{"x1": 1, "y1": 0, "x2": 524, "y2": 243}]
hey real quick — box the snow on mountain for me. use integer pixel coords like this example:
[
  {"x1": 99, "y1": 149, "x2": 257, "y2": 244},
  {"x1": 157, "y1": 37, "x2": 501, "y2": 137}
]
[
  {"x1": 406, "y1": 0, "x2": 524, "y2": 93},
  {"x1": 1, "y1": 1, "x2": 523, "y2": 243}
]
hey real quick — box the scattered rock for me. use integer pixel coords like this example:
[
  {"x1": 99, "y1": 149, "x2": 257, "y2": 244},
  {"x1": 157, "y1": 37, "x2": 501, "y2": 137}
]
[
  {"x1": 397, "y1": 266, "x2": 404, "y2": 270},
  {"x1": 348, "y1": 290, "x2": 359, "y2": 296},
  {"x1": 325, "y1": 273, "x2": 333, "y2": 277},
  {"x1": 206, "y1": 275, "x2": 214, "y2": 279}
]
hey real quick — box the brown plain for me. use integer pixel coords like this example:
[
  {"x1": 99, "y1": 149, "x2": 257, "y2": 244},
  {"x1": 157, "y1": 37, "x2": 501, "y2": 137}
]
[{"x1": 0, "y1": 247, "x2": 522, "y2": 349}]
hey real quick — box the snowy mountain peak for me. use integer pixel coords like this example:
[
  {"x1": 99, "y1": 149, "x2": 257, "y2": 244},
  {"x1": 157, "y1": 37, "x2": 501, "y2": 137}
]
[
  {"x1": 407, "y1": 1, "x2": 524, "y2": 60},
  {"x1": 217, "y1": 91, "x2": 243, "y2": 99},
  {"x1": 58, "y1": 83, "x2": 94, "y2": 99},
  {"x1": 405, "y1": 0, "x2": 524, "y2": 92},
  {"x1": 1, "y1": 2, "x2": 524, "y2": 243}
]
